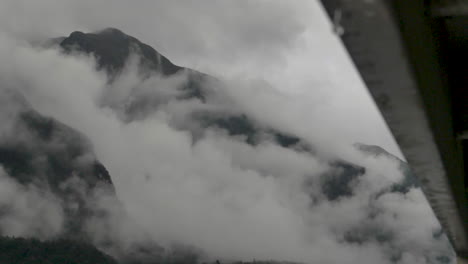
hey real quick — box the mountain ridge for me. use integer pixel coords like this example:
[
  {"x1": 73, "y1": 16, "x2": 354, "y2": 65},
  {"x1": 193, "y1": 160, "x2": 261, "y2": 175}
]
[
  {"x1": 60, "y1": 28, "x2": 182, "y2": 76},
  {"x1": 0, "y1": 27, "x2": 435, "y2": 264}
]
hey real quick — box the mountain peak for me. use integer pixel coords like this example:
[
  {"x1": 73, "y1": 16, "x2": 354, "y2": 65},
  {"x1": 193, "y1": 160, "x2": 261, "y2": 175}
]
[
  {"x1": 59, "y1": 28, "x2": 181, "y2": 76},
  {"x1": 97, "y1": 27, "x2": 127, "y2": 36},
  {"x1": 68, "y1": 28, "x2": 128, "y2": 40},
  {"x1": 68, "y1": 30, "x2": 86, "y2": 39},
  {"x1": 354, "y1": 143, "x2": 404, "y2": 162}
]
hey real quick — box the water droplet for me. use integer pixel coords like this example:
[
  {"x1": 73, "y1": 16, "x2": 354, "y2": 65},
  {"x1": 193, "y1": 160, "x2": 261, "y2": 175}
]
[{"x1": 333, "y1": 9, "x2": 345, "y2": 36}]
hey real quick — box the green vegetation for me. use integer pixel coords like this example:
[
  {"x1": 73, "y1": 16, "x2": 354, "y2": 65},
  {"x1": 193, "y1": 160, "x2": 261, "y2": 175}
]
[{"x1": 0, "y1": 236, "x2": 118, "y2": 264}]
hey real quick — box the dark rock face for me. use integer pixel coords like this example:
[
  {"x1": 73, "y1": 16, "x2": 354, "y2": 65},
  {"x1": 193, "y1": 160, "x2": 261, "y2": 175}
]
[
  {"x1": 195, "y1": 112, "x2": 311, "y2": 151},
  {"x1": 60, "y1": 28, "x2": 181, "y2": 76},
  {"x1": 59, "y1": 28, "x2": 208, "y2": 118},
  {"x1": 2, "y1": 110, "x2": 114, "y2": 190},
  {"x1": 321, "y1": 161, "x2": 366, "y2": 201},
  {"x1": 0, "y1": 93, "x2": 115, "y2": 238},
  {"x1": 356, "y1": 143, "x2": 419, "y2": 193}
]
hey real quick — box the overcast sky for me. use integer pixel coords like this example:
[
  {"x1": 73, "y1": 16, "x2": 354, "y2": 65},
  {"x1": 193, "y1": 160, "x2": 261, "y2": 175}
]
[
  {"x1": 0, "y1": 1, "x2": 452, "y2": 264},
  {"x1": 0, "y1": 0, "x2": 401, "y2": 157}
]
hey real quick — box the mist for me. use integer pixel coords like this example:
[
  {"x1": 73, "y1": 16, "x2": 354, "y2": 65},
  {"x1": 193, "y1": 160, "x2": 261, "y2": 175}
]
[
  {"x1": 0, "y1": 166, "x2": 64, "y2": 239},
  {"x1": 0, "y1": 29, "x2": 454, "y2": 263},
  {"x1": 0, "y1": 1, "x2": 455, "y2": 263}
]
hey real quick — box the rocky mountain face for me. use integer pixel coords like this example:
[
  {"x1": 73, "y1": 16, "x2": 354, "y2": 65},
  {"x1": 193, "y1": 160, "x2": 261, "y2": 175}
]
[
  {"x1": 57, "y1": 28, "x2": 311, "y2": 148},
  {"x1": 0, "y1": 28, "x2": 437, "y2": 263},
  {"x1": 57, "y1": 28, "x2": 378, "y2": 205},
  {"x1": 356, "y1": 143, "x2": 418, "y2": 194},
  {"x1": 0, "y1": 90, "x2": 115, "y2": 239},
  {"x1": 60, "y1": 28, "x2": 181, "y2": 76},
  {"x1": 59, "y1": 28, "x2": 207, "y2": 114}
]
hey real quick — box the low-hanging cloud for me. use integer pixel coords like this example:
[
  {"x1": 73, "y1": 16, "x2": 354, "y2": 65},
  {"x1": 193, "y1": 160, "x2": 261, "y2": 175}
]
[
  {"x1": 0, "y1": 27, "x2": 455, "y2": 264},
  {"x1": 0, "y1": 0, "x2": 456, "y2": 263},
  {"x1": 0, "y1": 166, "x2": 64, "y2": 239}
]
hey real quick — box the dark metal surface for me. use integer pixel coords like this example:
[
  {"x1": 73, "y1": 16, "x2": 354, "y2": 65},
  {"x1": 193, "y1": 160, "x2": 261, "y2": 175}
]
[
  {"x1": 431, "y1": 0, "x2": 468, "y2": 16},
  {"x1": 319, "y1": 0, "x2": 468, "y2": 258}
]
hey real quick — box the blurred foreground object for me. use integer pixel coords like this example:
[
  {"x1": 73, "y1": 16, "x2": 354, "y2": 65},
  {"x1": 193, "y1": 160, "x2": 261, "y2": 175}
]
[{"x1": 319, "y1": 0, "x2": 468, "y2": 261}]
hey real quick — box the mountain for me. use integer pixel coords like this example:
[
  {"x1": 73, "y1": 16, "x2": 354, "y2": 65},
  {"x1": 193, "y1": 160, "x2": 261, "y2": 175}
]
[
  {"x1": 59, "y1": 27, "x2": 207, "y2": 111},
  {"x1": 0, "y1": 28, "x2": 440, "y2": 263},
  {"x1": 0, "y1": 27, "x2": 319, "y2": 264},
  {"x1": 57, "y1": 28, "x2": 312, "y2": 150},
  {"x1": 0, "y1": 90, "x2": 115, "y2": 239},
  {"x1": 355, "y1": 143, "x2": 419, "y2": 194},
  {"x1": 56, "y1": 28, "x2": 432, "y2": 262},
  {"x1": 60, "y1": 28, "x2": 181, "y2": 76},
  {"x1": 57, "y1": 28, "x2": 375, "y2": 204}
]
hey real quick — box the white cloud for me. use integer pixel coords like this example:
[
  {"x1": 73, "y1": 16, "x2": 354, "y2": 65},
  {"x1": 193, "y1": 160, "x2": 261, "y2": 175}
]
[
  {"x1": 0, "y1": 166, "x2": 64, "y2": 239},
  {"x1": 0, "y1": 1, "x2": 452, "y2": 263}
]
